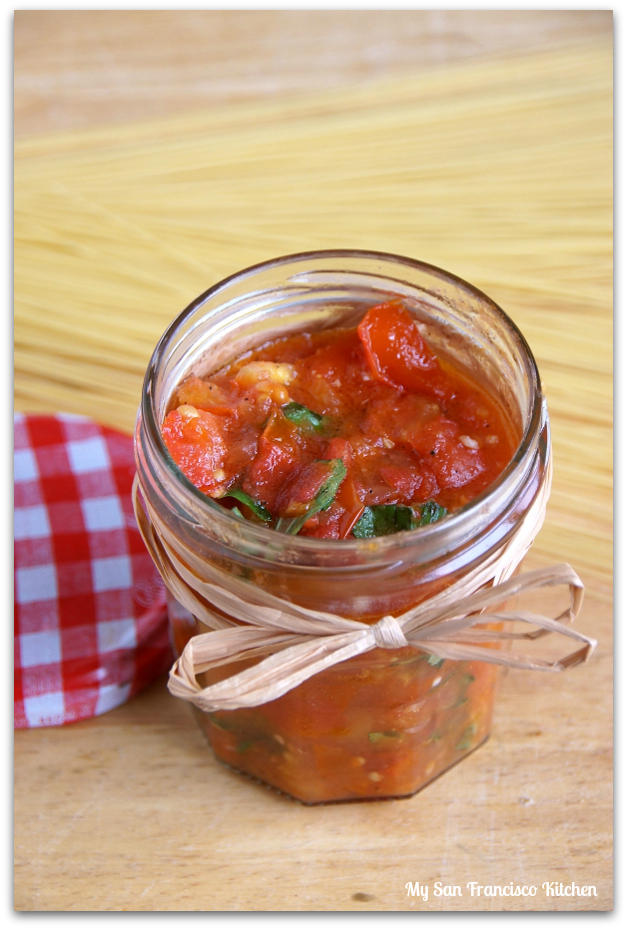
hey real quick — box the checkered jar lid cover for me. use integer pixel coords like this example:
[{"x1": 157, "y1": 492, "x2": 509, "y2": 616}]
[{"x1": 14, "y1": 413, "x2": 172, "y2": 728}]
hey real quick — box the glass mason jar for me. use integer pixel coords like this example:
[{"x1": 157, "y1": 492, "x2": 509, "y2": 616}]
[{"x1": 134, "y1": 250, "x2": 550, "y2": 804}]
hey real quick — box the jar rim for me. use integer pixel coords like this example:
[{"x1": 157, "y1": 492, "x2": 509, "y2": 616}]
[{"x1": 139, "y1": 249, "x2": 544, "y2": 559}]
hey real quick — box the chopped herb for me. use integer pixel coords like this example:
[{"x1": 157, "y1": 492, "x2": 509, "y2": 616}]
[
  {"x1": 283, "y1": 401, "x2": 326, "y2": 433},
  {"x1": 368, "y1": 731, "x2": 401, "y2": 743},
  {"x1": 449, "y1": 672, "x2": 476, "y2": 708},
  {"x1": 414, "y1": 500, "x2": 448, "y2": 526},
  {"x1": 237, "y1": 740, "x2": 254, "y2": 752},
  {"x1": 208, "y1": 713, "x2": 231, "y2": 731},
  {"x1": 428, "y1": 731, "x2": 443, "y2": 743},
  {"x1": 427, "y1": 654, "x2": 446, "y2": 668},
  {"x1": 223, "y1": 488, "x2": 272, "y2": 522},
  {"x1": 455, "y1": 724, "x2": 478, "y2": 751},
  {"x1": 275, "y1": 459, "x2": 347, "y2": 535},
  {"x1": 352, "y1": 504, "x2": 413, "y2": 538},
  {"x1": 352, "y1": 501, "x2": 447, "y2": 538}
]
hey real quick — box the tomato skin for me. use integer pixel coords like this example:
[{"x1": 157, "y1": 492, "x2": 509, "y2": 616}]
[
  {"x1": 241, "y1": 411, "x2": 303, "y2": 508},
  {"x1": 176, "y1": 375, "x2": 235, "y2": 416},
  {"x1": 358, "y1": 300, "x2": 446, "y2": 398},
  {"x1": 161, "y1": 409, "x2": 227, "y2": 495},
  {"x1": 293, "y1": 330, "x2": 364, "y2": 416},
  {"x1": 324, "y1": 437, "x2": 353, "y2": 468},
  {"x1": 242, "y1": 435, "x2": 299, "y2": 510},
  {"x1": 379, "y1": 462, "x2": 439, "y2": 503},
  {"x1": 360, "y1": 393, "x2": 440, "y2": 446},
  {"x1": 409, "y1": 416, "x2": 486, "y2": 489},
  {"x1": 301, "y1": 508, "x2": 343, "y2": 539},
  {"x1": 301, "y1": 330, "x2": 364, "y2": 384},
  {"x1": 278, "y1": 460, "x2": 336, "y2": 517}
]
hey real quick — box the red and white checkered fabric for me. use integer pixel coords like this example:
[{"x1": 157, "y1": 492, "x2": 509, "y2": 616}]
[{"x1": 14, "y1": 413, "x2": 172, "y2": 728}]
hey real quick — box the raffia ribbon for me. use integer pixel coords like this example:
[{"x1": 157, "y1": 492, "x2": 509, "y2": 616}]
[{"x1": 133, "y1": 467, "x2": 596, "y2": 714}]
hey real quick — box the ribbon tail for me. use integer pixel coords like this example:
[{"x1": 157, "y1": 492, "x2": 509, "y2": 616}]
[
  {"x1": 168, "y1": 627, "x2": 376, "y2": 712},
  {"x1": 415, "y1": 632, "x2": 596, "y2": 671},
  {"x1": 402, "y1": 563, "x2": 584, "y2": 635}
]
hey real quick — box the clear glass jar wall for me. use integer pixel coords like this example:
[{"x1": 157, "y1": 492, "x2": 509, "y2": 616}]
[{"x1": 135, "y1": 251, "x2": 550, "y2": 803}]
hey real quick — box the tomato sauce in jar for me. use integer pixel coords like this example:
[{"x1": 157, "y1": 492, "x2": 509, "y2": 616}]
[
  {"x1": 161, "y1": 300, "x2": 517, "y2": 539},
  {"x1": 196, "y1": 647, "x2": 502, "y2": 804},
  {"x1": 135, "y1": 252, "x2": 550, "y2": 803},
  {"x1": 157, "y1": 297, "x2": 520, "y2": 803}
]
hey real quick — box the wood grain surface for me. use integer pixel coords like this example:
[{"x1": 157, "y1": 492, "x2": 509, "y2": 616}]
[
  {"x1": 14, "y1": 10, "x2": 612, "y2": 138},
  {"x1": 14, "y1": 13, "x2": 612, "y2": 912}
]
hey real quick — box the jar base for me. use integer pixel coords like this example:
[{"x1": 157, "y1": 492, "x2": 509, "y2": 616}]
[{"x1": 192, "y1": 705, "x2": 491, "y2": 805}]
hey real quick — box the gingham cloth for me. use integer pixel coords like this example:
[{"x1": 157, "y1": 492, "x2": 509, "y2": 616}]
[{"x1": 14, "y1": 413, "x2": 172, "y2": 728}]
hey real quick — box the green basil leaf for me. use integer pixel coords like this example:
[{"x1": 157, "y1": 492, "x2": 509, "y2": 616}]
[
  {"x1": 353, "y1": 501, "x2": 447, "y2": 538},
  {"x1": 352, "y1": 504, "x2": 414, "y2": 538},
  {"x1": 368, "y1": 731, "x2": 400, "y2": 743},
  {"x1": 282, "y1": 402, "x2": 326, "y2": 433},
  {"x1": 413, "y1": 500, "x2": 448, "y2": 526},
  {"x1": 276, "y1": 458, "x2": 347, "y2": 535},
  {"x1": 450, "y1": 671, "x2": 476, "y2": 708},
  {"x1": 455, "y1": 723, "x2": 478, "y2": 751},
  {"x1": 223, "y1": 488, "x2": 272, "y2": 522},
  {"x1": 427, "y1": 654, "x2": 446, "y2": 668}
]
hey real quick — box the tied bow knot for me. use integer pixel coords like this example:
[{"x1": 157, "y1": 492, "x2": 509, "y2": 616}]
[{"x1": 372, "y1": 615, "x2": 410, "y2": 650}]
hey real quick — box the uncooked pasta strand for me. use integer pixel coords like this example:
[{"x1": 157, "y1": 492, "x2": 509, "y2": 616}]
[{"x1": 14, "y1": 40, "x2": 612, "y2": 583}]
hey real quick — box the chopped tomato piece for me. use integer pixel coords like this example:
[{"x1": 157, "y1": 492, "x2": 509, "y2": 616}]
[
  {"x1": 259, "y1": 409, "x2": 292, "y2": 444},
  {"x1": 302, "y1": 330, "x2": 363, "y2": 385},
  {"x1": 162, "y1": 409, "x2": 227, "y2": 496},
  {"x1": 301, "y1": 508, "x2": 344, "y2": 539},
  {"x1": 409, "y1": 416, "x2": 486, "y2": 489},
  {"x1": 324, "y1": 436, "x2": 353, "y2": 468},
  {"x1": 223, "y1": 426, "x2": 260, "y2": 482},
  {"x1": 302, "y1": 472, "x2": 364, "y2": 539},
  {"x1": 360, "y1": 393, "x2": 441, "y2": 447},
  {"x1": 242, "y1": 436, "x2": 299, "y2": 510},
  {"x1": 278, "y1": 460, "x2": 339, "y2": 518},
  {"x1": 357, "y1": 300, "x2": 446, "y2": 398},
  {"x1": 379, "y1": 463, "x2": 439, "y2": 504},
  {"x1": 299, "y1": 330, "x2": 367, "y2": 414},
  {"x1": 336, "y1": 477, "x2": 365, "y2": 537},
  {"x1": 176, "y1": 375, "x2": 235, "y2": 416},
  {"x1": 317, "y1": 438, "x2": 364, "y2": 536}
]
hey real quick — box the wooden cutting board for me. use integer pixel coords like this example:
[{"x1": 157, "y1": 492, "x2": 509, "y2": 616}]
[{"x1": 14, "y1": 40, "x2": 612, "y2": 911}]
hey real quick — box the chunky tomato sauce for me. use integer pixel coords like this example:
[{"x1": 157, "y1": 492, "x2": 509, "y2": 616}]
[
  {"x1": 162, "y1": 300, "x2": 517, "y2": 538},
  {"x1": 198, "y1": 647, "x2": 501, "y2": 804},
  {"x1": 162, "y1": 300, "x2": 517, "y2": 802}
]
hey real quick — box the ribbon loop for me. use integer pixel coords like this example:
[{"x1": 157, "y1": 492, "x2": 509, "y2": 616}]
[{"x1": 372, "y1": 615, "x2": 410, "y2": 650}]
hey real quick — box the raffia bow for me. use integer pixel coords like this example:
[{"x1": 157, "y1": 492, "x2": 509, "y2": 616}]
[{"x1": 132, "y1": 470, "x2": 596, "y2": 714}]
